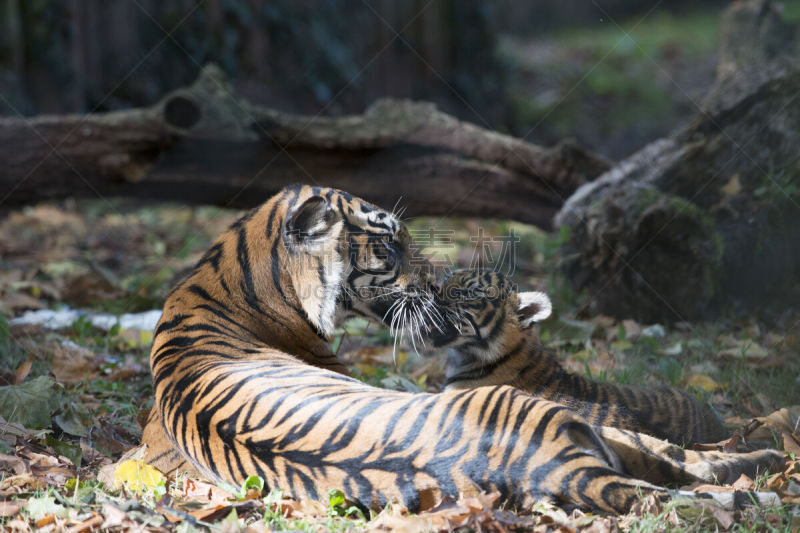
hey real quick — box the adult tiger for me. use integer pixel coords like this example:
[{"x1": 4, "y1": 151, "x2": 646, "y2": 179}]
[
  {"x1": 430, "y1": 269, "x2": 729, "y2": 445},
  {"x1": 143, "y1": 186, "x2": 779, "y2": 514}
]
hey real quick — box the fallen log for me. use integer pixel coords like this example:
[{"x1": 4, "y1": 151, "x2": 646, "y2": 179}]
[{"x1": 0, "y1": 65, "x2": 609, "y2": 229}]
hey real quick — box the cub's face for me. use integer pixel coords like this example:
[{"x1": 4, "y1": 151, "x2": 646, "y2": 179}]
[
  {"x1": 283, "y1": 188, "x2": 437, "y2": 339},
  {"x1": 430, "y1": 269, "x2": 551, "y2": 359}
]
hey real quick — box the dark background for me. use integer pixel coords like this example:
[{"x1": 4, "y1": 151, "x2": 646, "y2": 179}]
[{"x1": 0, "y1": 0, "x2": 760, "y2": 160}]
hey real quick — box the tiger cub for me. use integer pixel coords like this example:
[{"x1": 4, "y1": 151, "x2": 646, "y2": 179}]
[{"x1": 430, "y1": 269, "x2": 728, "y2": 445}]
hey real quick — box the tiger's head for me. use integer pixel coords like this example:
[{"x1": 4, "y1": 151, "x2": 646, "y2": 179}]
[
  {"x1": 429, "y1": 269, "x2": 552, "y2": 361},
  {"x1": 278, "y1": 185, "x2": 438, "y2": 340}
]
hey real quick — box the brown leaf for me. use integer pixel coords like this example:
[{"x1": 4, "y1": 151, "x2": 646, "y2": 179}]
[
  {"x1": 88, "y1": 419, "x2": 137, "y2": 458},
  {"x1": 0, "y1": 474, "x2": 47, "y2": 497},
  {"x1": 621, "y1": 319, "x2": 641, "y2": 340},
  {"x1": 62, "y1": 272, "x2": 125, "y2": 307},
  {"x1": 17, "y1": 448, "x2": 74, "y2": 486},
  {"x1": 188, "y1": 504, "x2": 232, "y2": 523},
  {"x1": 244, "y1": 522, "x2": 270, "y2": 533},
  {"x1": 630, "y1": 493, "x2": 662, "y2": 516},
  {"x1": 0, "y1": 416, "x2": 46, "y2": 443},
  {"x1": 716, "y1": 341, "x2": 771, "y2": 366},
  {"x1": 731, "y1": 473, "x2": 754, "y2": 491},
  {"x1": 691, "y1": 433, "x2": 742, "y2": 453},
  {"x1": 583, "y1": 516, "x2": 619, "y2": 533},
  {"x1": 187, "y1": 500, "x2": 263, "y2": 524},
  {"x1": 744, "y1": 406, "x2": 800, "y2": 441},
  {"x1": 0, "y1": 453, "x2": 27, "y2": 475},
  {"x1": 3, "y1": 518, "x2": 31, "y2": 532},
  {"x1": 707, "y1": 504, "x2": 735, "y2": 530},
  {"x1": 182, "y1": 478, "x2": 235, "y2": 506},
  {"x1": 14, "y1": 359, "x2": 33, "y2": 385},
  {"x1": 65, "y1": 513, "x2": 103, "y2": 533},
  {"x1": 692, "y1": 484, "x2": 735, "y2": 494},
  {"x1": 783, "y1": 433, "x2": 800, "y2": 456},
  {"x1": 51, "y1": 342, "x2": 97, "y2": 384},
  {"x1": 78, "y1": 439, "x2": 112, "y2": 469},
  {"x1": 270, "y1": 496, "x2": 326, "y2": 519},
  {"x1": 0, "y1": 290, "x2": 46, "y2": 315},
  {"x1": 99, "y1": 503, "x2": 129, "y2": 530},
  {"x1": 723, "y1": 434, "x2": 741, "y2": 454},
  {"x1": 34, "y1": 514, "x2": 56, "y2": 528},
  {"x1": 0, "y1": 501, "x2": 23, "y2": 518},
  {"x1": 720, "y1": 174, "x2": 742, "y2": 196}
]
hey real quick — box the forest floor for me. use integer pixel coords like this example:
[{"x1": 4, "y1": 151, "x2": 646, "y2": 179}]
[{"x1": 0, "y1": 199, "x2": 799, "y2": 532}]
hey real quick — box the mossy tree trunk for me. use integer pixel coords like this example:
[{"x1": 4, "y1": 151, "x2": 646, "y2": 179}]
[{"x1": 555, "y1": 0, "x2": 800, "y2": 321}]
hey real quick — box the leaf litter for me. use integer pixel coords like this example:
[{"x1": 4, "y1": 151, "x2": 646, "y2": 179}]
[{"x1": 0, "y1": 201, "x2": 798, "y2": 530}]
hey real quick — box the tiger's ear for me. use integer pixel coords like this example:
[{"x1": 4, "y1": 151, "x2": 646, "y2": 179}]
[
  {"x1": 516, "y1": 291, "x2": 552, "y2": 328},
  {"x1": 285, "y1": 196, "x2": 341, "y2": 246}
]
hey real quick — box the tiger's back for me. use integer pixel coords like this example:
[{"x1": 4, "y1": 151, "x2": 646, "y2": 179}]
[
  {"x1": 144, "y1": 185, "x2": 650, "y2": 512},
  {"x1": 144, "y1": 187, "x2": 778, "y2": 515}
]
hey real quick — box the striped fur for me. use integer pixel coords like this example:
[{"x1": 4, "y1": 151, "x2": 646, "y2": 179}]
[
  {"x1": 431, "y1": 270, "x2": 728, "y2": 445},
  {"x1": 430, "y1": 269, "x2": 783, "y2": 498},
  {"x1": 142, "y1": 187, "x2": 780, "y2": 514}
]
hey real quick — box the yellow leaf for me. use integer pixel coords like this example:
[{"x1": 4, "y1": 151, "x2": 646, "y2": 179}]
[
  {"x1": 721, "y1": 174, "x2": 742, "y2": 196},
  {"x1": 395, "y1": 351, "x2": 409, "y2": 368},
  {"x1": 113, "y1": 460, "x2": 164, "y2": 492},
  {"x1": 139, "y1": 330, "x2": 154, "y2": 346},
  {"x1": 687, "y1": 374, "x2": 725, "y2": 391},
  {"x1": 717, "y1": 340, "x2": 769, "y2": 361},
  {"x1": 117, "y1": 329, "x2": 154, "y2": 349}
]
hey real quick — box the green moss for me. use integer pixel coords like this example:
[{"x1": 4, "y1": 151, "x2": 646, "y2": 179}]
[{"x1": 553, "y1": 10, "x2": 720, "y2": 58}]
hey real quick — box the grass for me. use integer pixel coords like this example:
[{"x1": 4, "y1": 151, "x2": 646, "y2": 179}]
[
  {"x1": 1, "y1": 201, "x2": 799, "y2": 531},
  {"x1": 554, "y1": 9, "x2": 721, "y2": 58}
]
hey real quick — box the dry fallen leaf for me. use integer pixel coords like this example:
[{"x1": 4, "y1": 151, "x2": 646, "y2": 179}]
[
  {"x1": 17, "y1": 448, "x2": 74, "y2": 486},
  {"x1": 621, "y1": 319, "x2": 641, "y2": 340},
  {"x1": 691, "y1": 433, "x2": 741, "y2": 453},
  {"x1": 99, "y1": 503, "x2": 129, "y2": 530},
  {"x1": 88, "y1": 419, "x2": 138, "y2": 458},
  {"x1": 186, "y1": 499, "x2": 263, "y2": 524},
  {"x1": 14, "y1": 358, "x2": 33, "y2": 385},
  {"x1": 67, "y1": 513, "x2": 103, "y2": 533},
  {"x1": 716, "y1": 340, "x2": 770, "y2": 363},
  {"x1": 0, "y1": 501, "x2": 23, "y2": 518},
  {"x1": 731, "y1": 473, "x2": 754, "y2": 491},
  {"x1": 96, "y1": 444, "x2": 147, "y2": 487},
  {"x1": 0, "y1": 474, "x2": 48, "y2": 497},
  {"x1": 720, "y1": 174, "x2": 742, "y2": 196},
  {"x1": 370, "y1": 492, "x2": 513, "y2": 533},
  {"x1": 0, "y1": 453, "x2": 27, "y2": 476},
  {"x1": 61, "y1": 271, "x2": 125, "y2": 307},
  {"x1": 51, "y1": 341, "x2": 98, "y2": 384},
  {"x1": 783, "y1": 433, "x2": 800, "y2": 456},
  {"x1": 743, "y1": 406, "x2": 800, "y2": 441},
  {"x1": 0, "y1": 290, "x2": 46, "y2": 315},
  {"x1": 113, "y1": 460, "x2": 164, "y2": 492},
  {"x1": 686, "y1": 373, "x2": 725, "y2": 392},
  {"x1": 182, "y1": 478, "x2": 235, "y2": 506},
  {"x1": 706, "y1": 503, "x2": 735, "y2": 530}
]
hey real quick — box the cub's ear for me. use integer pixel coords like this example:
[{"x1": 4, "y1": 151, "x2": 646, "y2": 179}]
[
  {"x1": 285, "y1": 196, "x2": 341, "y2": 245},
  {"x1": 517, "y1": 291, "x2": 552, "y2": 328}
]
